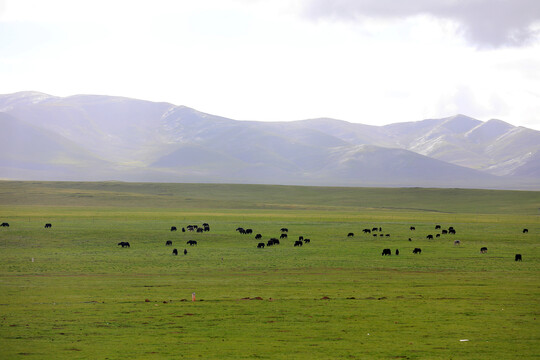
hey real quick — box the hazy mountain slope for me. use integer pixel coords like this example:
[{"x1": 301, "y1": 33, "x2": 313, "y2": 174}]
[
  {"x1": 1, "y1": 91, "x2": 538, "y2": 189},
  {"x1": 1, "y1": 92, "x2": 175, "y2": 162},
  {"x1": 0, "y1": 112, "x2": 113, "y2": 180}
]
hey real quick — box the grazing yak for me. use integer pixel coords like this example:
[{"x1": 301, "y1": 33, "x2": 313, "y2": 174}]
[
  {"x1": 280, "y1": 233, "x2": 288, "y2": 239},
  {"x1": 299, "y1": 236, "x2": 304, "y2": 241},
  {"x1": 280, "y1": 228, "x2": 289, "y2": 233},
  {"x1": 435, "y1": 225, "x2": 441, "y2": 230},
  {"x1": 410, "y1": 226, "x2": 415, "y2": 231},
  {"x1": 182, "y1": 227, "x2": 185, "y2": 232},
  {"x1": 381, "y1": 248, "x2": 391, "y2": 256},
  {"x1": 395, "y1": 249, "x2": 399, "y2": 255},
  {"x1": 523, "y1": 228, "x2": 528, "y2": 233},
  {"x1": 257, "y1": 243, "x2": 265, "y2": 249},
  {"x1": 442, "y1": 230, "x2": 448, "y2": 234},
  {"x1": 426, "y1": 234, "x2": 434, "y2": 240},
  {"x1": 255, "y1": 234, "x2": 262, "y2": 239},
  {"x1": 294, "y1": 240, "x2": 303, "y2": 247},
  {"x1": 187, "y1": 240, "x2": 197, "y2": 246},
  {"x1": 515, "y1": 254, "x2": 522, "y2": 261},
  {"x1": 348, "y1": 232, "x2": 354, "y2": 237},
  {"x1": 413, "y1": 248, "x2": 421, "y2": 254},
  {"x1": 1, "y1": 222, "x2": 9, "y2": 227},
  {"x1": 454, "y1": 240, "x2": 461, "y2": 246},
  {"x1": 448, "y1": 229, "x2": 456, "y2": 235},
  {"x1": 363, "y1": 229, "x2": 371, "y2": 234},
  {"x1": 44, "y1": 223, "x2": 52, "y2": 228},
  {"x1": 118, "y1": 242, "x2": 130, "y2": 248},
  {"x1": 480, "y1": 247, "x2": 488, "y2": 254},
  {"x1": 303, "y1": 238, "x2": 310, "y2": 244},
  {"x1": 184, "y1": 249, "x2": 187, "y2": 255},
  {"x1": 166, "y1": 240, "x2": 172, "y2": 246},
  {"x1": 170, "y1": 226, "x2": 177, "y2": 231},
  {"x1": 172, "y1": 248, "x2": 178, "y2": 255}
]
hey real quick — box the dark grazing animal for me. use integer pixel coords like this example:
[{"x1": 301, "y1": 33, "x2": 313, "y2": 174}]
[
  {"x1": 294, "y1": 240, "x2": 303, "y2": 247},
  {"x1": 410, "y1": 226, "x2": 415, "y2": 231},
  {"x1": 363, "y1": 229, "x2": 371, "y2": 234},
  {"x1": 166, "y1": 240, "x2": 172, "y2": 246},
  {"x1": 196, "y1": 228, "x2": 204, "y2": 233},
  {"x1": 442, "y1": 230, "x2": 448, "y2": 234},
  {"x1": 187, "y1": 240, "x2": 197, "y2": 246},
  {"x1": 255, "y1": 234, "x2": 262, "y2": 239},
  {"x1": 170, "y1": 226, "x2": 177, "y2": 231},
  {"x1": 515, "y1": 254, "x2": 522, "y2": 261},
  {"x1": 280, "y1": 233, "x2": 288, "y2": 239},
  {"x1": 435, "y1": 225, "x2": 441, "y2": 229},
  {"x1": 1, "y1": 222, "x2": 9, "y2": 227},
  {"x1": 280, "y1": 228, "x2": 288, "y2": 232},
  {"x1": 381, "y1": 248, "x2": 391, "y2": 256},
  {"x1": 184, "y1": 249, "x2": 187, "y2": 255},
  {"x1": 181, "y1": 227, "x2": 185, "y2": 232},
  {"x1": 413, "y1": 248, "x2": 421, "y2": 254},
  {"x1": 257, "y1": 242, "x2": 265, "y2": 248},
  {"x1": 172, "y1": 248, "x2": 178, "y2": 255},
  {"x1": 448, "y1": 229, "x2": 456, "y2": 235},
  {"x1": 454, "y1": 240, "x2": 460, "y2": 246},
  {"x1": 426, "y1": 234, "x2": 433, "y2": 240},
  {"x1": 299, "y1": 236, "x2": 304, "y2": 241},
  {"x1": 480, "y1": 247, "x2": 488, "y2": 254},
  {"x1": 303, "y1": 238, "x2": 310, "y2": 244},
  {"x1": 118, "y1": 241, "x2": 130, "y2": 248},
  {"x1": 523, "y1": 228, "x2": 528, "y2": 233},
  {"x1": 395, "y1": 249, "x2": 399, "y2": 255},
  {"x1": 348, "y1": 232, "x2": 354, "y2": 237},
  {"x1": 44, "y1": 223, "x2": 52, "y2": 228}
]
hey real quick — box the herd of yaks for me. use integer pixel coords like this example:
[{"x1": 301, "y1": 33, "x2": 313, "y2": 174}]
[{"x1": 0, "y1": 222, "x2": 528, "y2": 261}]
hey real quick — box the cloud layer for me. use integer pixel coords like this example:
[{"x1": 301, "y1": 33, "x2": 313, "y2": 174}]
[{"x1": 302, "y1": 0, "x2": 540, "y2": 48}]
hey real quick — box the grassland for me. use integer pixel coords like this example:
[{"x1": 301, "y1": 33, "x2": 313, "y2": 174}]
[{"x1": 0, "y1": 181, "x2": 539, "y2": 359}]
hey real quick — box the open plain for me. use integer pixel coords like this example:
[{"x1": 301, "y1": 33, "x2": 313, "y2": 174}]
[{"x1": 0, "y1": 181, "x2": 539, "y2": 359}]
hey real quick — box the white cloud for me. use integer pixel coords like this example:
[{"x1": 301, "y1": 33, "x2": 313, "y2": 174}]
[{"x1": 301, "y1": 0, "x2": 540, "y2": 48}]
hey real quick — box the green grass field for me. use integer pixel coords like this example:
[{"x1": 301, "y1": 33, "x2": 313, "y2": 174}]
[{"x1": 0, "y1": 181, "x2": 539, "y2": 359}]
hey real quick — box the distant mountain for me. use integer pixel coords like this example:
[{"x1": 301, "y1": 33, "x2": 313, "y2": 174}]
[{"x1": 1, "y1": 91, "x2": 538, "y2": 189}]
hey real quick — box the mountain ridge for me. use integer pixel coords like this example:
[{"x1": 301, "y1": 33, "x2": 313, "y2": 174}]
[{"x1": 1, "y1": 91, "x2": 538, "y2": 189}]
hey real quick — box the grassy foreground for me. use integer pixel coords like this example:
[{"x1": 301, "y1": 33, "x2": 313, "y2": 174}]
[{"x1": 0, "y1": 181, "x2": 539, "y2": 359}]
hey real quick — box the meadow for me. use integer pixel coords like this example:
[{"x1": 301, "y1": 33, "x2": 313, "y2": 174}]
[{"x1": 0, "y1": 181, "x2": 539, "y2": 359}]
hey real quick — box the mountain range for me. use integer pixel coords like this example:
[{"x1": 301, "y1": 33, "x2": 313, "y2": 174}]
[{"x1": 1, "y1": 91, "x2": 539, "y2": 189}]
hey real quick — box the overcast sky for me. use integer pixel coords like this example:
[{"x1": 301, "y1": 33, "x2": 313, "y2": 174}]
[{"x1": 1, "y1": 0, "x2": 539, "y2": 129}]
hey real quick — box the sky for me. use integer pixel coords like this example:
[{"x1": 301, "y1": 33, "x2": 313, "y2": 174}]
[{"x1": 1, "y1": 0, "x2": 540, "y2": 130}]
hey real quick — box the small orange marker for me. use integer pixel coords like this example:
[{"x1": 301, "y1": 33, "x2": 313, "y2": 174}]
[{"x1": 192, "y1": 292, "x2": 196, "y2": 302}]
